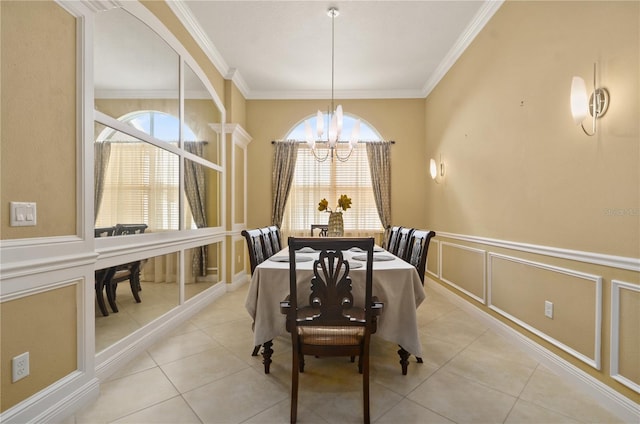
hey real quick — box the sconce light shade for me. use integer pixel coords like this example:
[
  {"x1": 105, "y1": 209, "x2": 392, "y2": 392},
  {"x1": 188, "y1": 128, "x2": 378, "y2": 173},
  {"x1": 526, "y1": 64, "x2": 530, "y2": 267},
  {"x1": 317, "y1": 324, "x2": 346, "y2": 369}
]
[
  {"x1": 429, "y1": 159, "x2": 438, "y2": 180},
  {"x1": 570, "y1": 63, "x2": 610, "y2": 136},
  {"x1": 430, "y1": 156, "x2": 445, "y2": 183},
  {"x1": 570, "y1": 76, "x2": 589, "y2": 125}
]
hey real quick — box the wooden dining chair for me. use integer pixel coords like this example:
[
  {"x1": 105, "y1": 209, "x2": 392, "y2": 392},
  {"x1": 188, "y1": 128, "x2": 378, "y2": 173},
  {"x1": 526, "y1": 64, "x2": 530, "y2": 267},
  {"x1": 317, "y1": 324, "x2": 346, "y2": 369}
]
[
  {"x1": 386, "y1": 226, "x2": 402, "y2": 254},
  {"x1": 280, "y1": 237, "x2": 383, "y2": 424},
  {"x1": 394, "y1": 227, "x2": 415, "y2": 260},
  {"x1": 242, "y1": 228, "x2": 271, "y2": 357},
  {"x1": 241, "y1": 229, "x2": 267, "y2": 274},
  {"x1": 406, "y1": 229, "x2": 436, "y2": 284},
  {"x1": 259, "y1": 227, "x2": 276, "y2": 258},
  {"x1": 267, "y1": 225, "x2": 282, "y2": 252}
]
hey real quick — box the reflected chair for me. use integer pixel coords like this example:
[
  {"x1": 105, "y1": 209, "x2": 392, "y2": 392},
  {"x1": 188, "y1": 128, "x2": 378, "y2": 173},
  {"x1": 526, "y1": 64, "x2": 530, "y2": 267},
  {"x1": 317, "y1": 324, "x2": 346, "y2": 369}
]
[
  {"x1": 95, "y1": 226, "x2": 117, "y2": 316},
  {"x1": 280, "y1": 237, "x2": 383, "y2": 424},
  {"x1": 105, "y1": 224, "x2": 148, "y2": 313}
]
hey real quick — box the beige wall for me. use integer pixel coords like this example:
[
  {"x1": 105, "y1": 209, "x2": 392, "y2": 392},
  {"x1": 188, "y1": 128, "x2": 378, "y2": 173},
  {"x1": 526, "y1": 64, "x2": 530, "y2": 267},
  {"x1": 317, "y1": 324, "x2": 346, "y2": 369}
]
[
  {"x1": 0, "y1": 0, "x2": 77, "y2": 239},
  {"x1": 425, "y1": 0, "x2": 639, "y2": 258},
  {"x1": 424, "y1": 0, "x2": 639, "y2": 401},
  {"x1": 1, "y1": 284, "x2": 78, "y2": 411},
  {"x1": 245, "y1": 99, "x2": 426, "y2": 229}
]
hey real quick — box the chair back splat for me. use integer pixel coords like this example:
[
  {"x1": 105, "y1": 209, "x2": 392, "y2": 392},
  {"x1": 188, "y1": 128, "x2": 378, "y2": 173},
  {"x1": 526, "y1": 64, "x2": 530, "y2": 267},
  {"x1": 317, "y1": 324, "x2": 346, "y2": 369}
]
[{"x1": 281, "y1": 237, "x2": 383, "y2": 424}]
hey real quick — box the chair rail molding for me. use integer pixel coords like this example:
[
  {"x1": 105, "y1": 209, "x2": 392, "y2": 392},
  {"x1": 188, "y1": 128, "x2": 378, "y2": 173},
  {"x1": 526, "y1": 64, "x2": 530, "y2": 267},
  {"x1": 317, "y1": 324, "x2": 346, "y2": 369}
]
[{"x1": 436, "y1": 231, "x2": 640, "y2": 272}]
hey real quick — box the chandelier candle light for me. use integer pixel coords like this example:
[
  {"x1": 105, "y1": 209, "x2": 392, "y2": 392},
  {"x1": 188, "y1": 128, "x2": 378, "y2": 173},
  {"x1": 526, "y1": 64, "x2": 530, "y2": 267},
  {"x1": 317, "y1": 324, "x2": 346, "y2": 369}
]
[{"x1": 305, "y1": 7, "x2": 361, "y2": 162}]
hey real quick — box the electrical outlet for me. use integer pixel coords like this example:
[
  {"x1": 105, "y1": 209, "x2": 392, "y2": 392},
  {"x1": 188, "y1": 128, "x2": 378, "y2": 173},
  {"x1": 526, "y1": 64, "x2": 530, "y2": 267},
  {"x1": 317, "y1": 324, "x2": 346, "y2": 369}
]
[
  {"x1": 12, "y1": 352, "x2": 30, "y2": 382},
  {"x1": 544, "y1": 300, "x2": 553, "y2": 319}
]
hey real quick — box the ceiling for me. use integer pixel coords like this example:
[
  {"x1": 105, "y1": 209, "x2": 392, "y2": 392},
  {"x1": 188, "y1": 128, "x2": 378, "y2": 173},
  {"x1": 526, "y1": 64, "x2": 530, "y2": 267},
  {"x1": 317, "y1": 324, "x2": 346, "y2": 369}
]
[{"x1": 169, "y1": 1, "x2": 503, "y2": 100}]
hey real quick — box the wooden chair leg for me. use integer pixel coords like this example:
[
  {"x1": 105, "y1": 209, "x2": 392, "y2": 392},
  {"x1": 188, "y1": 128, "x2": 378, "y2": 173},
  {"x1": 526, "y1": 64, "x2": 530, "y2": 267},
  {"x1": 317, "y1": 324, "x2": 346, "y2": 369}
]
[
  {"x1": 129, "y1": 269, "x2": 142, "y2": 303},
  {"x1": 397, "y1": 346, "x2": 410, "y2": 375},
  {"x1": 262, "y1": 339, "x2": 273, "y2": 374},
  {"x1": 363, "y1": 351, "x2": 371, "y2": 424},
  {"x1": 251, "y1": 344, "x2": 261, "y2": 356},
  {"x1": 291, "y1": 346, "x2": 299, "y2": 424},
  {"x1": 416, "y1": 356, "x2": 423, "y2": 363},
  {"x1": 95, "y1": 280, "x2": 109, "y2": 316},
  {"x1": 106, "y1": 281, "x2": 119, "y2": 313}
]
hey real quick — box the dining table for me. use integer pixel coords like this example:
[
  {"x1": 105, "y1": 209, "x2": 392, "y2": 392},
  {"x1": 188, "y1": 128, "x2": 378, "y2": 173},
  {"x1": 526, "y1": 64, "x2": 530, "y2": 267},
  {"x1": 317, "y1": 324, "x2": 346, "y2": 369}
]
[{"x1": 245, "y1": 244, "x2": 426, "y2": 373}]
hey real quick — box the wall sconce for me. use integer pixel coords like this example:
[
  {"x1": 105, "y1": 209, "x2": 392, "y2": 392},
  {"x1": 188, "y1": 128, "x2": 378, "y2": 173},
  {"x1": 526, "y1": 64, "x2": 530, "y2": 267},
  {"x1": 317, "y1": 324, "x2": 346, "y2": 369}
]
[
  {"x1": 430, "y1": 155, "x2": 445, "y2": 183},
  {"x1": 570, "y1": 63, "x2": 609, "y2": 136}
]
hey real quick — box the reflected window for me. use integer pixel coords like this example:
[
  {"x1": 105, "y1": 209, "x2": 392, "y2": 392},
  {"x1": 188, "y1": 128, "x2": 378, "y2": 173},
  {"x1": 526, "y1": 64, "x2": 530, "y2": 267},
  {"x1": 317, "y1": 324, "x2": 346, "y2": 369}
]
[
  {"x1": 120, "y1": 110, "x2": 196, "y2": 142},
  {"x1": 95, "y1": 114, "x2": 200, "y2": 230}
]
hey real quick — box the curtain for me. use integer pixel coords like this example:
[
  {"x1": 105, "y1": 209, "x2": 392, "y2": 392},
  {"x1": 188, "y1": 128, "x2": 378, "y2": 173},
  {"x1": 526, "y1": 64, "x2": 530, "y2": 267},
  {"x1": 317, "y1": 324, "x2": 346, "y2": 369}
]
[
  {"x1": 184, "y1": 142, "x2": 208, "y2": 277},
  {"x1": 94, "y1": 141, "x2": 111, "y2": 220},
  {"x1": 271, "y1": 141, "x2": 299, "y2": 227},
  {"x1": 366, "y1": 141, "x2": 392, "y2": 230}
]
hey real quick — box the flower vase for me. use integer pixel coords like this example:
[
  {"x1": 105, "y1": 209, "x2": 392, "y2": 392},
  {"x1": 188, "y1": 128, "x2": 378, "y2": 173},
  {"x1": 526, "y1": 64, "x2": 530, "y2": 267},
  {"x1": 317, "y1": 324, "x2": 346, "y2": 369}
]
[{"x1": 327, "y1": 212, "x2": 344, "y2": 237}]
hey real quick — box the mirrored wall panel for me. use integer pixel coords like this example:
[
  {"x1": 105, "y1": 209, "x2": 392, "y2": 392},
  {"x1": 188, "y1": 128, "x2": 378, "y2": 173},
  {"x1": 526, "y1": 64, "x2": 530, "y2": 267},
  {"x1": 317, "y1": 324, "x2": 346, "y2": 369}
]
[
  {"x1": 95, "y1": 123, "x2": 180, "y2": 232},
  {"x1": 184, "y1": 241, "x2": 222, "y2": 300},
  {"x1": 95, "y1": 252, "x2": 179, "y2": 352},
  {"x1": 184, "y1": 158, "x2": 221, "y2": 229},
  {"x1": 184, "y1": 64, "x2": 222, "y2": 166},
  {"x1": 94, "y1": 7, "x2": 179, "y2": 139}
]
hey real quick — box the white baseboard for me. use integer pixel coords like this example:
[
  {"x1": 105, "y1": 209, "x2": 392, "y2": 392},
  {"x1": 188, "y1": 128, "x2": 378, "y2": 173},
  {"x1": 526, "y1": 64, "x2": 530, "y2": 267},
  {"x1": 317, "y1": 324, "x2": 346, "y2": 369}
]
[
  {"x1": 0, "y1": 373, "x2": 99, "y2": 424},
  {"x1": 425, "y1": 277, "x2": 640, "y2": 423}
]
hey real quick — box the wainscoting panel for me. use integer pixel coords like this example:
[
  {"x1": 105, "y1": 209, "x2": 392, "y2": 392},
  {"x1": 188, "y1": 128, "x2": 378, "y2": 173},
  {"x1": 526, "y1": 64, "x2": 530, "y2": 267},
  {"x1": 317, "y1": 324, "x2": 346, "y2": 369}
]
[
  {"x1": 426, "y1": 239, "x2": 439, "y2": 279},
  {"x1": 488, "y1": 253, "x2": 602, "y2": 369},
  {"x1": 610, "y1": 280, "x2": 640, "y2": 393},
  {"x1": 440, "y1": 242, "x2": 486, "y2": 303}
]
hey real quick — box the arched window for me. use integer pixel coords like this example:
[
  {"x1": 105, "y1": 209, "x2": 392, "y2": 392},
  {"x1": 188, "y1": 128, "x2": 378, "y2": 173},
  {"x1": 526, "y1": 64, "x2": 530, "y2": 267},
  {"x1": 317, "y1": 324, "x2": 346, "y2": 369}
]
[
  {"x1": 281, "y1": 114, "x2": 384, "y2": 238},
  {"x1": 95, "y1": 110, "x2": 197, "y2": 230}
]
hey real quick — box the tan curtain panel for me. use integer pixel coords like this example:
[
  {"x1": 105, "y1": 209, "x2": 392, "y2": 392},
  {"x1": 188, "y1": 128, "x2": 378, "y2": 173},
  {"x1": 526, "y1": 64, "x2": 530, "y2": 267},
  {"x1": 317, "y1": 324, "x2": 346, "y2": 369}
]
[
  {"x1": 185, "y1": 141, "x2": 208, "y2": 276},
  {"x1": 94, "y1": 141, "x2": 111, "y2": 220},
  {"x1": 366, "y1": 141, "x2": 391, "y2": 229},
  {"x1": 271, "y1": 141, "x2": 299, "y2": 227}
]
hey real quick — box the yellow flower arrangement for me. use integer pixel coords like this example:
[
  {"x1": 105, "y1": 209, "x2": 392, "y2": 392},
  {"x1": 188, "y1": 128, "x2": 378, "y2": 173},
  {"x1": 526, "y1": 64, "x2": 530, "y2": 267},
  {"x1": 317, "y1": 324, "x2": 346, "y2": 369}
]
[{"x1": 318, "y1": 194, "x2": 352, "y2": 213}]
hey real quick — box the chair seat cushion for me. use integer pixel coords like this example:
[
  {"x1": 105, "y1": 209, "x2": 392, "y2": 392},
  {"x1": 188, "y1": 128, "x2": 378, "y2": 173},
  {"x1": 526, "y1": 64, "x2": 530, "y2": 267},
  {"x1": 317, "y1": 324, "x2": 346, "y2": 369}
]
[{"x1": 298, "y1": 326, "x2": 364, "y2": 346}]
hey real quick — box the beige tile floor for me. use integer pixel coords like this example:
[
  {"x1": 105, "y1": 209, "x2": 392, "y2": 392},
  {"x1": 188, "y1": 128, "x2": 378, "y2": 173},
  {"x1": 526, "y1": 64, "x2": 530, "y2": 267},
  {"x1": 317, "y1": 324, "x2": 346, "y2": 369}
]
[{"x1": 75, "y1": 282, "x2": 627, "y2": 424}]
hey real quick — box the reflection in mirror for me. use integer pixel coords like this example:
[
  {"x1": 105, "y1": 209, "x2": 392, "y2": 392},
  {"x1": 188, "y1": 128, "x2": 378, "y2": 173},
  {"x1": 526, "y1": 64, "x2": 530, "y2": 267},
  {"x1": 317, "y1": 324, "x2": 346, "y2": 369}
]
[
  {"x1": 185, "y1": 241, "x2": 222, "y2": 300},
  {"x1": 94, "y1": 123, "x2": 179, "y2": 231},
  {"x1": 184, "y1": 64, "x2": 222, "y2": 165},
  {"x1": 94, "y1": 7, "x2": 179, "y2": 139},
  {"x1": 184, "y1": 158, "x2": 221, "y2": 229},
  {"x1": 95, "y1": 252, "x2": 179, "y2": 352}
]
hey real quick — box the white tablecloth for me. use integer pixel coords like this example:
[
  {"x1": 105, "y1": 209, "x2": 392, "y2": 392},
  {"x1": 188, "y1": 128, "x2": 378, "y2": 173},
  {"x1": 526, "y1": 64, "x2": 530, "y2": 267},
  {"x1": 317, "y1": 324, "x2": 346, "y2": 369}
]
[{"x1": 245, "y1": 247, "x2": 426, "y2": 356}]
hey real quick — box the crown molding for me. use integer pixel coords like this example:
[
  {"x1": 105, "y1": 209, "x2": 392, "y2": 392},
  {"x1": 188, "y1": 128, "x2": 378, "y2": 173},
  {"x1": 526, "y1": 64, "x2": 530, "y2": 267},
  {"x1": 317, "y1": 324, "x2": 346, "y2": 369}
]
[{"x1": 422, "y1": 0, "x2": 504, "y2": 98}]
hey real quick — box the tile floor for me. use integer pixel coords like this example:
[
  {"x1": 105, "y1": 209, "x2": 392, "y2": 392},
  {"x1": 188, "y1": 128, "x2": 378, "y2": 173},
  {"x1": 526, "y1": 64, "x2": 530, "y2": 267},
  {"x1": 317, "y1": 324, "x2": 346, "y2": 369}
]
[{"x1": 74, "y1": 282, "x2": 628, "y2": 423}]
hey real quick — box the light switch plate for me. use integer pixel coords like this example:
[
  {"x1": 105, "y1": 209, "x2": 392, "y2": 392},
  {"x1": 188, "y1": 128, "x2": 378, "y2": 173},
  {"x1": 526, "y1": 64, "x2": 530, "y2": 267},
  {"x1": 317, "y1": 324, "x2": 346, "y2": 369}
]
[{"x1": 10, "y1": 202, "x2": 37, "y2": 226}]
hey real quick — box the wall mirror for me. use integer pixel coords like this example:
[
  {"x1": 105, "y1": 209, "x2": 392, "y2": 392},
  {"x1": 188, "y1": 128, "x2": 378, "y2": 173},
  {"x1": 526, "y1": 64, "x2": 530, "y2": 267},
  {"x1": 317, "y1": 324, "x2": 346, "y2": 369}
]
[{"x1": 93, "y1": 6, "x2": 225, "y2": 356}]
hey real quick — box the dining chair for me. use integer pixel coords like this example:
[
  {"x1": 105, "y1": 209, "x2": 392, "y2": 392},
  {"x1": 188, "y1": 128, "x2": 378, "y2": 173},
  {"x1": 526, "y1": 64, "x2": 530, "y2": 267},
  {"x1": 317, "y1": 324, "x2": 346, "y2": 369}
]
[
  {"x1": 242, "y1": 228, "x2": 271, "y2": 357},
  {"x1": 241, "y1": 229, "x2": 267, "y2": 274},
  {"x1": 394, "y1": 227, "x2": 415, "y2": 260},
  {"x1": 386, "y1": 226, "x2": 402, "y2": 254},
  {"x1": 280, "y1": 237, "x2": 383, "y2": 424},
  {"x1": 267, "y1": 225, "x2": 282, "y2": 252},
  {"x1": 259, "y1": 227, "x2": 276, "y2": 258},
  {"x1": 406, "y1": 229, "x2": 436, "y2": 284},
  {"x1": 310, "y1": 224, "x2": 328, "y2": 237}
]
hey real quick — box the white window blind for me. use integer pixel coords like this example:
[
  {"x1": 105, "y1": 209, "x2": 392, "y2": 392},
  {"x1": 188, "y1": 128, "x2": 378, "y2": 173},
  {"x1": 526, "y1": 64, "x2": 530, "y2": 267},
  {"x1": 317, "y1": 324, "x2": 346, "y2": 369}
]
[
  {"x1": 96, "y1": 141, "x2": 180, "y2": 230},
  {"x1": 281, "y1": 143, "x2": 384, "y2": 236}
]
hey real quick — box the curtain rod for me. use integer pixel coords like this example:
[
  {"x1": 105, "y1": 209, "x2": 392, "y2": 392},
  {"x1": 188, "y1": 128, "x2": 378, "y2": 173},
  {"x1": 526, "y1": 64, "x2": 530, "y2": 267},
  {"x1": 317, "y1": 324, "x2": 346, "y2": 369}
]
[{"x1": 271, "y1": 140, "x2": 395, "y2": 145}]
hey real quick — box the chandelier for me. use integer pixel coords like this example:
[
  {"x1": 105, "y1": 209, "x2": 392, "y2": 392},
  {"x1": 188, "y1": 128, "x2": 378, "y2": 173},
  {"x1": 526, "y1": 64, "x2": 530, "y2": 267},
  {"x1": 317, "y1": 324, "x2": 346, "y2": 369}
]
[{"x1": 304, "y1": 7, "x2": 361, "y2": 162}]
